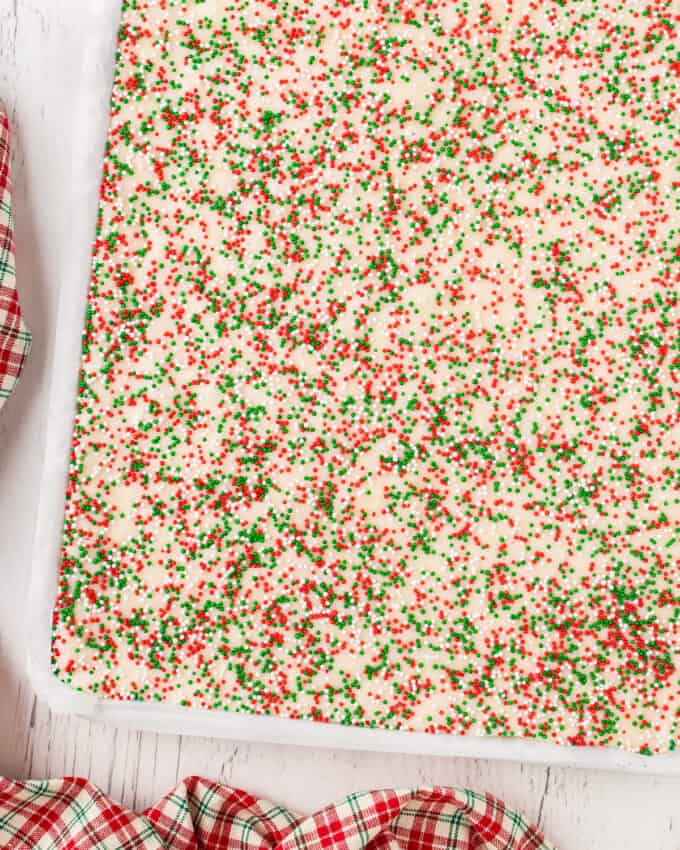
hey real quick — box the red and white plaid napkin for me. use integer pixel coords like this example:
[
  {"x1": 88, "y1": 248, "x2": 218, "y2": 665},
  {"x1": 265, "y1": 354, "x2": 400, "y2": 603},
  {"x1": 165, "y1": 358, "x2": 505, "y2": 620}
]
[
  {"x1": 0, "y1": 777, "x2": 555, "y2": 850},
  {"x1": 0, "y1": 105, "x2": 30, "y2": 412}
]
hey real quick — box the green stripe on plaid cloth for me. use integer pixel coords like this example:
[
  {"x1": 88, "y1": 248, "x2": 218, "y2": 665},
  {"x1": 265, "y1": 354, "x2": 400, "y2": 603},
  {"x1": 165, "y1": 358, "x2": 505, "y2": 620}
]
[
  {"x1": 0, "y1": 103, "x2": 31, "y2": 410},
  {"x1": 0, "y1": 776, "x2": 556, "y2": 850}
]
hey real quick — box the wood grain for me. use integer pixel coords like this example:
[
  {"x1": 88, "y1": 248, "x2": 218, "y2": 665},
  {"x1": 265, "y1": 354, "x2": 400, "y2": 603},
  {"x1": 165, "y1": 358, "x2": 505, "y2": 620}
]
[{"x1": 0, "y1": 3, "x2": 678, "y2": 848}]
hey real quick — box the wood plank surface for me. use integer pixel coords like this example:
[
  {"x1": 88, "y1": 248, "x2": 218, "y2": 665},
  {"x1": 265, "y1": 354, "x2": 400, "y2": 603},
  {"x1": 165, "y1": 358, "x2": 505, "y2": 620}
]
[{"x1": 0, "y1": 3, "x2": 678, "y2": 848}]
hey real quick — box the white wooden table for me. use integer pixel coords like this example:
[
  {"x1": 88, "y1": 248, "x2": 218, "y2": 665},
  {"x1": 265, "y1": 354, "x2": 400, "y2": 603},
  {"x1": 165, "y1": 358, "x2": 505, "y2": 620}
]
[{"x1": 0, "y1": 3, "x2": 678, "y2": 847}]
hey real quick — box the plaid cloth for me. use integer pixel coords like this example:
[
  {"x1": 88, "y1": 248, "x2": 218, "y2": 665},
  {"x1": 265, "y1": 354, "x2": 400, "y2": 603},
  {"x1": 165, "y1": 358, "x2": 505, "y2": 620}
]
[
  {"x1": 0, "y1": 104, "x2": 30, "y2": 411},
  {"x1": 0, "y1": 776, "x2": 555, "y2": 850}
]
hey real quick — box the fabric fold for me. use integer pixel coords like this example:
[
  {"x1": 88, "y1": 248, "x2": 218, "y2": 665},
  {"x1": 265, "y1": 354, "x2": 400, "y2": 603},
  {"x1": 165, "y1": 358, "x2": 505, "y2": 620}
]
[
  {"x1": 0, "y1": 776, "x2": 555, "y2": 850},
  {"x1": 0, "y1": 104, "x2": 31, "y2": 413}
]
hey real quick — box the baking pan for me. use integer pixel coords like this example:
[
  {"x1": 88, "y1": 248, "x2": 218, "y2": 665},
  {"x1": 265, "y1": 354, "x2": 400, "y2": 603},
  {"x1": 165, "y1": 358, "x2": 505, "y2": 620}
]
[{"x1": 27, "y1": 0, "x2": 680, "y2": 776}]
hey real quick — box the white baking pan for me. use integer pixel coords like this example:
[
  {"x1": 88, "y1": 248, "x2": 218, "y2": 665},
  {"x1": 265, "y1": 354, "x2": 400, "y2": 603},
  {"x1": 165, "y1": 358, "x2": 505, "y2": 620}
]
[{"x1": 26, "y1": 0, "x2": 680, "y2": 776}]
